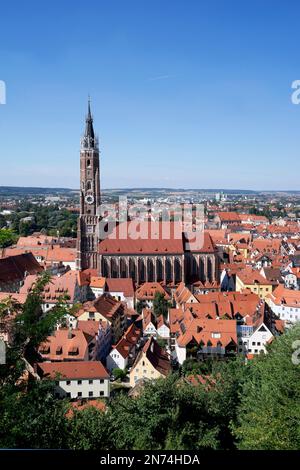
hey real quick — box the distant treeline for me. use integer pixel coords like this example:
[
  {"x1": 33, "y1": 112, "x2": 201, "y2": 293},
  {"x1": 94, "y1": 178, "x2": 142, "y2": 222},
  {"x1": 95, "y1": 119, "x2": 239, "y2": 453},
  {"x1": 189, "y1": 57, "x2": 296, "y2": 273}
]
[{"x1": 0, "y1": 202, "x2": 77, "y2": 238}]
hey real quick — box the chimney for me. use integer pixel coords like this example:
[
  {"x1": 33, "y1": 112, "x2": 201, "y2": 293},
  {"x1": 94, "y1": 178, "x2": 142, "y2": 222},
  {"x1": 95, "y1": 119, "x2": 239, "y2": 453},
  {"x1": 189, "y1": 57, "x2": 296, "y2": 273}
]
[{"x1": 68, "y1": 325, "x2": 73, "y2": 339}]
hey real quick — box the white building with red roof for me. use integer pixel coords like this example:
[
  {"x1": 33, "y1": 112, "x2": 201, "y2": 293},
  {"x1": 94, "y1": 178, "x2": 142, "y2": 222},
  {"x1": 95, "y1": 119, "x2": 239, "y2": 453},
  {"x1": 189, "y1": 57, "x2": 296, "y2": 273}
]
[
  {"x1": 38, "y1": 328, "x2": 90, "y2": 362},
  {"x1": 104, "y1": 277, "x2": 135, "y2": 308},
  {"x1": 106, "y1": 323, "x2": 142, "y2": 371},
  {"x1": 19, "y1": 271, "x2": 82, "y2": 313},
  {"x1": 37, "y1": 361, "x2": 110, "y2": 399},
  {"x1": 267, "y1": 284, "x2": 300, "y2": 325}
]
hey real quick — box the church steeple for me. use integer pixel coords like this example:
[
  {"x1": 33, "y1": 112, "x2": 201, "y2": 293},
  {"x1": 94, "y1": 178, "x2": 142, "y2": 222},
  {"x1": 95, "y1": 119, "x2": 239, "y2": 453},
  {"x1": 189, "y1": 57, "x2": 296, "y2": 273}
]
[
  {"x1": 76, "y1": 98, "x2": 101, "y2": 271},
  {"x1": 81, "y1": 98, "x2": 98, "y2": 149}
]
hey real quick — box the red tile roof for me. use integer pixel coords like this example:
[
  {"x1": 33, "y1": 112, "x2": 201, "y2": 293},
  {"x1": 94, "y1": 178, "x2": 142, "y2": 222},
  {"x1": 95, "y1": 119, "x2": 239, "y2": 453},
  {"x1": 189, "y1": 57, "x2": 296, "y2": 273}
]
[
  {"x1": 113, "y1": 323, "x2": 142, "y2": 358},
  {"x1": 37, "y1": 360, "x2": 109, "y2": 380},
  {"x1": 45, "y1": 247, "x2": 76, "y2": 263},
  {"x1": 251, "y1": 238, "x2": 281, "y2": 254},
  {"x1": 236, "y1": 268, "x2": 272, "y2": 286},
  {"x1": 105, "y1": 278, "x2": 134, "y2": 297},
  {"x1": 0, "y1": 292, "x2": 28, "y2": 304},
  {"x1": 216, "y1": 212, "x2": 241, "y2": 222},
  {"x1": 174, "y1": 282, "x2": 196, "y2": 305},
  {"x1": 170, "y1": 309, "x2": 237, "y2": 349},
  {"x1": 93, "y1": 294, "x2": 123, "y2": 319},
  {"x1": 19, "y1": 271, "x2": 78, "y2": 304},
  {"x1": 90, "y1": 276, "x2": 106, "y2": 288},
  {"x1": 66, "y1": 400, "x2": 106, "y2": 418},
  {"x1": 99, "y1": 222, "x2": 215, "y2": 254},
  {"x1": 0, "y1": 253, "x2": 43, "y2": 283},
  {"x1": 38, "y1": 328, "x2": 89, "y2": 361},
  {"x1": 77, "y1": 320, "x2": 100, "y2": 340},
  {"x1": 141, "y1": 337, "x2": 171, "y2": 376},
  {"x1": 268, "y1": 284, "x2": 300, "y2": 307},
  {"x1": 99, "y1": 222, "x2": 184, "y2": 254},
  {"x1": 17, "y1": 235, "x2": 56, "y2": 247},
  {"x1": 136, "y1": 282, "x2": 170, "y2": 301}
]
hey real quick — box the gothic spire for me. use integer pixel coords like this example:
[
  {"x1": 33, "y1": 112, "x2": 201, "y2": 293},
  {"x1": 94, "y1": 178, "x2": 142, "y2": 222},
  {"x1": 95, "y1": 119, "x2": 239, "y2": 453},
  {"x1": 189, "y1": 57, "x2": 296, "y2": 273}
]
[
  {"x1": 85, "y1": 96, "x2": 95, "y2": 140},
  {"x1": 81, "y1": 97, "x2": 98, "y2": 149}
]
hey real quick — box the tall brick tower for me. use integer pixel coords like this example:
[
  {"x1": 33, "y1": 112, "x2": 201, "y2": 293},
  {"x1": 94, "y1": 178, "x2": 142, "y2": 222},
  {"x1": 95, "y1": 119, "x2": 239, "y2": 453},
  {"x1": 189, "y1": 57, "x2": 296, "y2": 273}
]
[{"x1": 76, "y1": 99, "x2": 100, "y2": 270}]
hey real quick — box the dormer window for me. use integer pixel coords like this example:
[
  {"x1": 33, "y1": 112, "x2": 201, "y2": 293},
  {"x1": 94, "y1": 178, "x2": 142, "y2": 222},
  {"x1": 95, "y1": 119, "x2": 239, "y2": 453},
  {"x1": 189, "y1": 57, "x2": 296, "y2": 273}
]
[
  {"x1": 212, "y1": 332, "x2": 221, "y2": 339},
  {"x1": 68, "y1": 347, "x2": 79, "y2": 356}
]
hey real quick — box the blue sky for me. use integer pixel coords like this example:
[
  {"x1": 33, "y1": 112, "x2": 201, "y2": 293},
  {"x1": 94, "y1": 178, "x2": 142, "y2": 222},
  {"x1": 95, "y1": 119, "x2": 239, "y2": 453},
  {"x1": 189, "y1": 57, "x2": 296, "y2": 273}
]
[{"x1": 0, "y1": 0, "x2": 300, "y2": 190}]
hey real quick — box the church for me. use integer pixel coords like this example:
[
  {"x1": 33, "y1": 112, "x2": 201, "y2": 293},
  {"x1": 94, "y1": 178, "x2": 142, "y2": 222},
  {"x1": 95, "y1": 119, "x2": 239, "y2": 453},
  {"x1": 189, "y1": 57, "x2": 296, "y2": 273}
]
[{"x1": 76, "y1": 102, "x2": 219, "y2": 286}]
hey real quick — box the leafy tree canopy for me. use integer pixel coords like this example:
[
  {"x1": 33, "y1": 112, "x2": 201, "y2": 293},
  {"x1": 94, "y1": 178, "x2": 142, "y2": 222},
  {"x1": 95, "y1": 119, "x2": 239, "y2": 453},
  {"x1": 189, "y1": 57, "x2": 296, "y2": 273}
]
[{"x1": 0, "y1": 228, "x2": 18, "y2": 248}]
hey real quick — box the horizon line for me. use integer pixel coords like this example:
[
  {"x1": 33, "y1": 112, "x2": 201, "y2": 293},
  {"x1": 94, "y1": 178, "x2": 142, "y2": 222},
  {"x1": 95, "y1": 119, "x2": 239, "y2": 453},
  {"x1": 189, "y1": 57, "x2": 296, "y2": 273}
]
[{"x1": 0, "y1": 185, "x2": 299, "y2": 193}]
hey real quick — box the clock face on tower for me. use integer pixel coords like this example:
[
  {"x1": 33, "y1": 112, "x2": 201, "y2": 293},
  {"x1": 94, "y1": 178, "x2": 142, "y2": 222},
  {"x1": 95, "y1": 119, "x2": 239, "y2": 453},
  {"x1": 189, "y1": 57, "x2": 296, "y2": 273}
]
[{"x1": 85, "y1": 194, "x2": 94, "y2": 205}]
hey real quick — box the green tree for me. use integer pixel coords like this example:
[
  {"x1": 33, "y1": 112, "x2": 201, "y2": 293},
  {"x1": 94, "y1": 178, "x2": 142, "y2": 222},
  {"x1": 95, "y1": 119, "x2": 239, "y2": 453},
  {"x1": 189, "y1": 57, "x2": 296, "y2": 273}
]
[
  {"x1": 153, "y1": 292, "x2": 170, "y2": 319},
  {"x1": 0, "y1": 272, "x2": 73, "y2": 449},
  {"x1": 233, "y1": 325, "x2": 300, "y2": 449},
  {"x1": 108, "y1": 374, "x2": 221, "y2": 450},
  {"x1": 136, "y1": 299, "x2": 147, "y2": 314},
  {"x1": 182, "y1": 357, "x2": 213, "y2": 376},
  {"x1": 0, "y1": 272, "x2": 71, "y2": 385},
  {"x1": 0, "y1": 380, "x2": 68, "y2": 449},
  {"x1": 0, "y1": 214, "x2": 6, "y2": 229},
  {"x1": 112, "y1": 368, "x2": 127, "y2": 381},
  {"x1": 66, "y1": 406, "x2": 111, "y2": 450},
  {"x1": 0, "y1": 228, "x2": 17, "y2": 248}
]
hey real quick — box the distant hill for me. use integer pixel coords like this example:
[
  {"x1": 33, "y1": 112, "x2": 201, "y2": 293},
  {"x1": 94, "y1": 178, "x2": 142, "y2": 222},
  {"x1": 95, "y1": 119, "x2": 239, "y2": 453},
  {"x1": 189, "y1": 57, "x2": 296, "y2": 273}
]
[
  {"x1": 0, "y1": 186, "x2": 299, "y2": 196},
  {"x1": 0, "y1": 186, "x2": 78, "y2": 196}
]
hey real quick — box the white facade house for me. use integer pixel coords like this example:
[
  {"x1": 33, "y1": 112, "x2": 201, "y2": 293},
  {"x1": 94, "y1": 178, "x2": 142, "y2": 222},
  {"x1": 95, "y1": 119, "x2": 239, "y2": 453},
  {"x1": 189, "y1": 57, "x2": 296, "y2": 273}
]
[
  {"x1": 106, "y1": 323, "x2": 142, "y2": 372},
  {"x1": 173, "y1": 343, "x2": 186, "y2": 365},
  {"x1": 142, "y1": 310, "x2": 170, "y2": 339},
  {"x1": 282, "y1": 266, "x2": 300, "y2": 290},
  {"x1": 283, "y1": 271, "x2": 298, "y2": 290},
  {"x1": 104, "y1": 278, "x2": 135, "y2": 309},
  {"x1": 237, "y1": 322, "x2": 273, "y2": 355},
  {"x1": 157, "y1": 322, "x2": 170, "y2": 339},
  {"x1": 142, "y1": 308, "x2": 157, "y2": 337},
  {"x1": 90, "y1": 285, "x2": 105, "y2": 298},
  {"x1": 156, "y1": 315, "x2": 170, "y2": 339},
  {"x1": 267, "y1": 286, "x2": 300, "y2": 326},
  {"x1": 268, "y1": 301, "x2": 300, "y2": 324},
  {"x1": 54, "y1": 377, "x2": 109, "y2": 399},
  {"x1": 106, "y1": 348, "x2": 127, "y2": 371},
  {"x1": 105, "y1": 289, "x2": 134, "y2": 309},
  {"x1": 37, "y1": 361, "x2": 110, "y2": 399},
  {"x1": 143, "y1": 320, "x2": 157, "y2": 336}
]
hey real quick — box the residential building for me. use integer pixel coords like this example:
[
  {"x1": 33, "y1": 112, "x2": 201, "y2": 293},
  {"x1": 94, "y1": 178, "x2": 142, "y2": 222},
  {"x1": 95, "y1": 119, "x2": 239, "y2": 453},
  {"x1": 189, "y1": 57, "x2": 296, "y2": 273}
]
[
  {"x1": 135, "y1": 282, "x2": 170, "y2": 308},
  {"x1": 170, "y1": 309, "x2": 237, "y2": 365},
  {"x1": 267, "y1": 285, "x2": 300, "y2": 325},
  {"x1": 38, "y1": 328, "x2": 89, "y2": 362},
  {"x1": 37, "y1": 361, "x2": 110, "y2": 399},
  {"x1": 0, "y1": 253, "x2": 43, "y2": 292},
  {"x1": 130, "y1": 336, "x2": 171, "y2": 387},
  {"x1": 174, "y1": 282, "x2": 198, "y2": 308},
  {"x1": 20, "y1": 271, "x2": 82, "y2": 312},
  {"x1": 104, "y1": 277, "x2": 135, "y2": 308},
  {"x1": 106, "y1": 323, "x2": 142, "y2": 371},
  {"x1": 236, "y1": 268, "x2": 273, "y2": 300},
  {"x1": 92, "y1": 294, "x2": 126, "y2": 344},
  {"x1": 141, "y1": 308, "x2": 170, "y2": 339}
]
